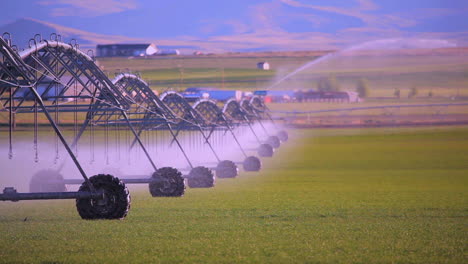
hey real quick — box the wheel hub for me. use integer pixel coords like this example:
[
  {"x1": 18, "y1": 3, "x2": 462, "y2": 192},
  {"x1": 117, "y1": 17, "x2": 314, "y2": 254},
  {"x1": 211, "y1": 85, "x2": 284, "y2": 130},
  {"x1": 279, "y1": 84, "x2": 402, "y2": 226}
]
[{"x1": 90, "y1": 188, "x2": 116, "y2": 214}]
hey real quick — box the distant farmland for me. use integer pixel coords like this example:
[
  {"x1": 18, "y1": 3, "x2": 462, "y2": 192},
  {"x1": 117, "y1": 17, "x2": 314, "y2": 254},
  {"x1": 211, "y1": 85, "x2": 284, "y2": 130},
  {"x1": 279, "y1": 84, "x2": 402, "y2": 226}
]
[{"x1": 97, "y1": 47, "x2": 468, "y2": 98}]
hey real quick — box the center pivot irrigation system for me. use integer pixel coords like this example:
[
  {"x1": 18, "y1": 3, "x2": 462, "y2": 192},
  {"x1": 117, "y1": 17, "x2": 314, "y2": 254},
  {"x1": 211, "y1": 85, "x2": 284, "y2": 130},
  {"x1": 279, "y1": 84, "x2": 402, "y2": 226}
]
[{"x1": 0, "y1": 33, "x2": 288, "y2": 220}]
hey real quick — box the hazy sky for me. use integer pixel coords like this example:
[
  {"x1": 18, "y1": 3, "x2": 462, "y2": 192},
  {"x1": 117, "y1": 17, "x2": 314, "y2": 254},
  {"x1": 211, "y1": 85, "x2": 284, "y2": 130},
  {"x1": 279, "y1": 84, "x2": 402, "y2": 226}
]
[{"x1": 2, "y1": 0, "x2": 467, "y2": 51}]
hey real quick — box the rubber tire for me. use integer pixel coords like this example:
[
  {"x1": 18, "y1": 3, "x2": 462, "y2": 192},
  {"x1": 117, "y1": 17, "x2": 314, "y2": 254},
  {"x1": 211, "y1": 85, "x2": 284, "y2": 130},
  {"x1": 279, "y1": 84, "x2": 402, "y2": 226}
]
[
  {"x1": 187, "y1": 166, "x2": 215, "y2": 188},
  {"x1": 258, "y1": 143, "x2": 274, "y2": 157},
  {"x1": 99, "y1": 167, "x2": 122, "y2": 178},
  {"x1": 76, "y1": 174, "x2": 131, "y2": 220},
  {"x1": 277, "y1": 130, "x2": 289, "y2": 142},
  {"x1": 29, "y1": 169, "x2": 67, "y2": 193},
  {"x1": 149, "y1": 167, "x2": 185, "y2": 197},
  {"x1": 266, "y1": 136, "x2": 281, "y2": 149},
  {"x1": 243, "y1": 156, "x2": 262, "y2": 172},
  {"x1": 216, "y1": 160, "x2": 239, "y2": 178}
]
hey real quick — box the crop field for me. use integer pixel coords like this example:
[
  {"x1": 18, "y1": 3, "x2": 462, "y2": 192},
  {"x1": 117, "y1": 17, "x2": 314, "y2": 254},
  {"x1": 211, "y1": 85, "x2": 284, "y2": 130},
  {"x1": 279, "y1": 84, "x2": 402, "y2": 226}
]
[
  {"x1": 97, "y1": 50, "x2": 468, "y2": 98},
  {"x1": 0, "y1": 126, "x2": 466, "y2": 263}
]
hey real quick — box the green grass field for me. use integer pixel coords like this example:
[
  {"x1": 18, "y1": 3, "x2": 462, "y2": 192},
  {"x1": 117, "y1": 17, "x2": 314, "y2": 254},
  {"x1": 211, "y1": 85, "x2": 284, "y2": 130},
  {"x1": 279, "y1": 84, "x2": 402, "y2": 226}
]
[{"x1": 1, "y1": 126, "x2": 467, "y2": 263}]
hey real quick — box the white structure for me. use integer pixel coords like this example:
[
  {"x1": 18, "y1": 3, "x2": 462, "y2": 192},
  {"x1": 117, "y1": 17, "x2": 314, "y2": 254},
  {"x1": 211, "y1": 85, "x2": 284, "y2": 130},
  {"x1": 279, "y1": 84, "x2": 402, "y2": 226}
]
[
  {"x1": 145, "y1": 44, "x2": 158, "y2": 56},
  {"x1": 345, "y1": 91, "x2": 361, "y2": 103},
  {"x1": 96, "y1": 43, "x2": 158, "y2": 57},
  {"x1": 257, "y1": 62, "x2": 270, "y2": 70}
]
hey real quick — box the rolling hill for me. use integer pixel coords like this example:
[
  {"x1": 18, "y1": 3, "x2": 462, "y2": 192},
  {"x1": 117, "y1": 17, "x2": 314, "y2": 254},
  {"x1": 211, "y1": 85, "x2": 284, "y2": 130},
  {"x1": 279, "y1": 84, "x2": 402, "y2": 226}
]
[{"x1": 0, "y1": 18, "x2": 142, "y2": 50}]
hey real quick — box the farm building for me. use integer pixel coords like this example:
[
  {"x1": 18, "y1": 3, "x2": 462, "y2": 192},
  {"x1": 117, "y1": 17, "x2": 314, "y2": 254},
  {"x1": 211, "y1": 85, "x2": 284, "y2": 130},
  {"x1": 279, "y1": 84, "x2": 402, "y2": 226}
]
[
  {"x1": 182, "y1": 87, "x2": 243, "y2": 102},
  {"x1": 257, "y1": 62, "x2": 270, "y2": 70},
  {"x1": 296, "y1": 90, "x2": 360, "y2": 103},
  {"x1": 254, "y1": 90, "x2": 295, "y2": 103},
  {"x1": 96, "y1": 44, "x2": 158, "y2": 57},
  {"x1": 253, "y1": 89, "x2": 361, "y2": 103},
  {"x1": 155, "y1": 49, "x2": 180, "y2": 56}
]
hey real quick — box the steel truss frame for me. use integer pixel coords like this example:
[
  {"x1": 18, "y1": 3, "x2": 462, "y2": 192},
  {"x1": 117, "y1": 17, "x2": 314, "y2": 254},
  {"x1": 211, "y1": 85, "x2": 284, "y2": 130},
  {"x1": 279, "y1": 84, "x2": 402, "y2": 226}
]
[
  {"x1": 0, "y1": 34, "x2": 286, "y2": 215},
  {"x1": 0, "y1": 35, "x2": 106, "y2": 202}
]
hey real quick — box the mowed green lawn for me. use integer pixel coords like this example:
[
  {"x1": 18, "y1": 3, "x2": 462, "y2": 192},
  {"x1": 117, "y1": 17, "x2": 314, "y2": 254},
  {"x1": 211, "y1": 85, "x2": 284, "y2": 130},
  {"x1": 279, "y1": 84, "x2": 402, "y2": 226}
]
[{"x1": 0, "y1": 126, "x2": 467, "y2": 263}]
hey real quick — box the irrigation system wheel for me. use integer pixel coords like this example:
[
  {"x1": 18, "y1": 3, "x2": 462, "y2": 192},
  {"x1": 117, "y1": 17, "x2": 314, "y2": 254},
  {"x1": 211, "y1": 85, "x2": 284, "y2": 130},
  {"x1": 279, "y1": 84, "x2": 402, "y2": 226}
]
[
  {"x1": 99, "y1": 167, "x2": 123, "y2": 178},
  {"x1": 187, "y1": 166, "x2": 215, "y2": 188},
  {"x1": 258, "y1": 143, "x2": 274, "y2": 157},
  {"x1": 243, "y1": 156, "x2": 262, "y2": 172},
  {"x1": 76, "y1": 174, "x2": 130, "y2": 220},
  {"x1": 29, "y1": 169, "x2": 67, "y2": 193},
  {"x1": 216, "y1": 160, "x2": 239, "y2": 178},
  {"x1": 266, "y1": 135, "x2": 281, "y2": 149},
  {"x1": 149, "y1": 167, "x2": 185, "y2": 197},
  {"x1": 277, "y1": 130, "x2": 289, "y2": 142}
]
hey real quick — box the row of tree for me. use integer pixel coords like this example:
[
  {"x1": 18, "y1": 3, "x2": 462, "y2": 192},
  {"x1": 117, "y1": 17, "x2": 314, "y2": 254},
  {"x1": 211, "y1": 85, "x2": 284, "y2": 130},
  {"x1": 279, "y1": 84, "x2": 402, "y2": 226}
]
[
  {"x1": 317, "y1": 76, "x2": 369, "y2": 98},
  {"x1": 394, "y1": 87, "x2": 420, "y2": 98},
  {"x1": 317, "y1": 77, "x2": 423, "y2": 99}
]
